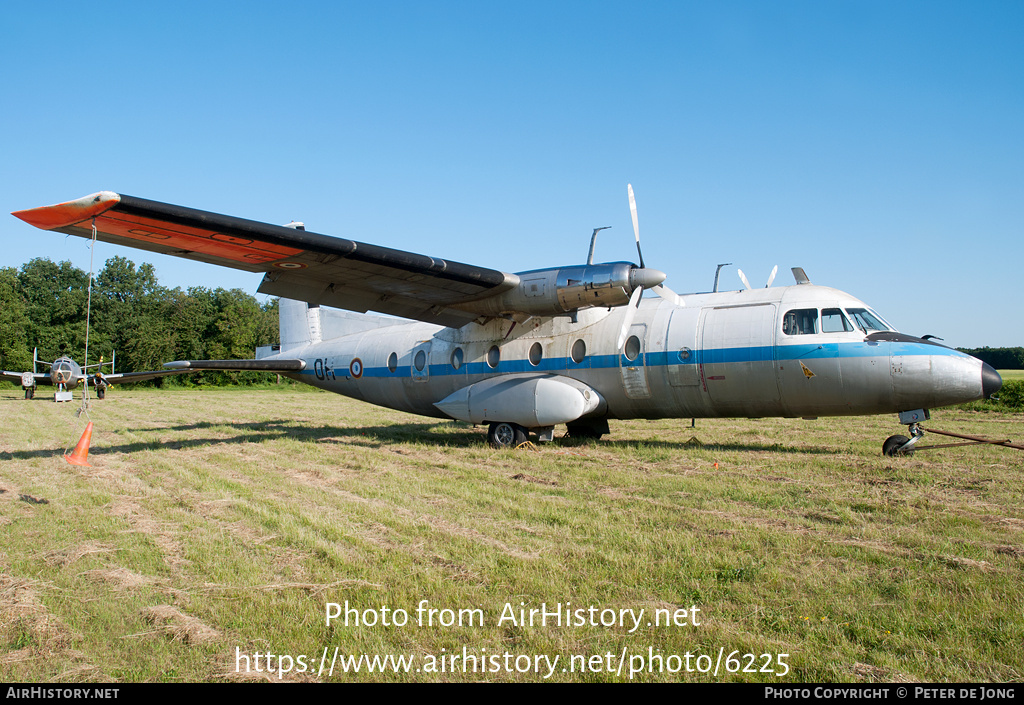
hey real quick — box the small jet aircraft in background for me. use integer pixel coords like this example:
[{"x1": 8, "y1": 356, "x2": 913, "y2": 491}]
[
  {"x1": 13, "y1": 188, "x2": 1002, "y2": 454},
  {"x1": 2, "y1": 348, "x2": 187, "y2": 401}
]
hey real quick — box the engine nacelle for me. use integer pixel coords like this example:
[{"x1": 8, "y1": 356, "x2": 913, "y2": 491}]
[{"x1": 455, "y1": 262, "x2": 665, "y2": 318}]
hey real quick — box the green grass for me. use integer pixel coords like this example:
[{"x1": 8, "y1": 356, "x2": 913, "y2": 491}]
[{"x1": 0, "y1": 386, "x2": 1022, "y2": 682}]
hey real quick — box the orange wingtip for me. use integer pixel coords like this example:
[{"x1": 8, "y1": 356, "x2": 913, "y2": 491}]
[{"x1": 12, "y1": 191, "x2": 121, "y2": 230}]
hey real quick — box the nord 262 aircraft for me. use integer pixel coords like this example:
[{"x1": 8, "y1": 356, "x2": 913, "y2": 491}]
[{"x1": 13, "y1": 187, "x2": 1002, "y2": 455}]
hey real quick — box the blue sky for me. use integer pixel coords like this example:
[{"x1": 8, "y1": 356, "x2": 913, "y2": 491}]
[{"x1": 3, "y1": 1, "x2": 1021, "y2": 347}]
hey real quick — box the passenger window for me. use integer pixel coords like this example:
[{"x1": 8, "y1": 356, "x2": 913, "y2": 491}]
[
  {"x1": 821, "y1": 308, "x2": 853, "y2": 333},
  {"x1": 782, "y1": 309, "x2": 818, "y2": 335}
]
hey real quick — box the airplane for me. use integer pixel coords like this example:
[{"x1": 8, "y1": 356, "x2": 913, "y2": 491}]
[
  {"x1": 2, "y1": 348, "x2": 188, "y2": 401},
  {"x1": 12, "y1": 188, "x2": 1002, "y2": 455}
]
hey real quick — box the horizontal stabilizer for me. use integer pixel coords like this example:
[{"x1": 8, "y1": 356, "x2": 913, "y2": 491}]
[
  {"x1": 96, "y1": 369, "x2": 193, "y2": 384},
  {"x1": 163, "y1": 359, "x2": 306, "y2": 371}
]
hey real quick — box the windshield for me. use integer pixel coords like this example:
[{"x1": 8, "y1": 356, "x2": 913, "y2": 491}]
[{"x1": 845, "y1": 307, "x2": 892, "y2": 333}]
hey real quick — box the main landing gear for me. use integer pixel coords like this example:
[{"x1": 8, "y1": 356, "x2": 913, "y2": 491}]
[
  {"x1": 487, "y1": 419, "x2": 609, "y2": 448},
  {"x1": 487, "y1": 422, "x2": 528, "y2": 449}
]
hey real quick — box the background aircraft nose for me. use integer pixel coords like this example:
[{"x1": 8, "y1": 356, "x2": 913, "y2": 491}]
[{"x1": 982, "y1": 363, "x2": 1002, "y2": 399}]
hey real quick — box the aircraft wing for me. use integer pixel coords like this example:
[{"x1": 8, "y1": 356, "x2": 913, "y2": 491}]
[
  {"x1": 1, "y1": 371, "x2": 49, "y2": 386},
  {"x1": 13, "y1": 192, "x2": 521, "y2": 328}
]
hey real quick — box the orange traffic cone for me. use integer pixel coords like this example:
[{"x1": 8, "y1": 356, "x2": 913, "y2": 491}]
[{"x1": 65, "y1": 422, "x2": 93, "y2": 467}]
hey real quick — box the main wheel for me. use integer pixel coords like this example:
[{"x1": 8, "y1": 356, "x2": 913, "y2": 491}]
[
  {"x1": 882, "y1": 434, "x2": 913, "y2": 457},
  {"x1": 488, "y1": 422, "x2": 527, "y2": 449},
  {"x1": 24, "y1": 387, "x2": 34, "y2": 400}
]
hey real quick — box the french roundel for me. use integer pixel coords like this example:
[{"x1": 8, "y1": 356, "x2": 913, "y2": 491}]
[{"x1": 349, "y1": 358, "x2": 363, "y2": 378}]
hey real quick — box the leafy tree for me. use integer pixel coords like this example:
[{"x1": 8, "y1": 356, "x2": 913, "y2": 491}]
[
  {"x1": 93, "y1": 256, "x2": 171, "y2": 371},
  {"x1": 8, "y1": 254, "x2": 282, "y2": 386},
  {"x1": 957, "y1": 347, "x2": 1024, "y2": 370},
  {"x1": 0, "y1": 268, "x2": 32, "y2": 371},
  {"x1": 17, "y1": 258, "x2": 89, "y2": 360}
]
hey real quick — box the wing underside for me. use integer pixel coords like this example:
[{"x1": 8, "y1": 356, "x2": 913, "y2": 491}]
[{"x1": 13, "y1": 192, "x2": 521, "y2": 327}]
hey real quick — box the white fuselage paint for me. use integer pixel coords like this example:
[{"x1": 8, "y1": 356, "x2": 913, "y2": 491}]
[{"x1": 269, "y1": 285, "x2": 988, "y2": 427}]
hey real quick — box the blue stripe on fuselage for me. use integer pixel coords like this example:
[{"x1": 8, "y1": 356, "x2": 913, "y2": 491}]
[{"x1": 294, "y1": 340, "x2": 967, "y2": 380}]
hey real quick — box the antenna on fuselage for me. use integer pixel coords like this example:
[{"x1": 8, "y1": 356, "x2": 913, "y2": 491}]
[
  {"x1": 713, "y1": 263, "x2": 732, "y2": 292},
  {"x1": 587, "y1": 226, "x2": 612, "y2": 265}
]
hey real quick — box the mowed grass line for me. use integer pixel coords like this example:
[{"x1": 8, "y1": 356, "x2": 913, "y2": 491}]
[{"x1": 0, "y1": 386, "x2": 1021, "y2": 682}]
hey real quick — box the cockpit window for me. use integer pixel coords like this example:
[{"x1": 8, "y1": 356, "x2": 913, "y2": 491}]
[
  {"x1": 782, "y1": 309, "x2": 818, "y2": 335},
  {"x1": 821, "y1": 308, "x2": 854, "y2": 333},
  {"x1": 845, "y1": 308, "x2": 891, "y2": 332}
]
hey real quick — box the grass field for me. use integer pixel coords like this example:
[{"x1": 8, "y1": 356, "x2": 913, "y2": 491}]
[{"x1": 1, "y1": 385, "x2": 1022, "y2": 682}]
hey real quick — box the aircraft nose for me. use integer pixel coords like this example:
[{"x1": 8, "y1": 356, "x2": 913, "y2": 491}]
[
  {"x1": 629, "y1": 268, "x2": 667, "y2": 290},
  {"x1": 982, "y1": 363, "x2": 1002, "y2": 399}
]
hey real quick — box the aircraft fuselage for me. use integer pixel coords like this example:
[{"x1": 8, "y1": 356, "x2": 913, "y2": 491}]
[{"x1": 269, "y1": 284, "x2": 997, "y2": 426}]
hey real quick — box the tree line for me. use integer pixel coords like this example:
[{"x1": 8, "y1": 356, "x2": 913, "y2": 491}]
[
  {"x1": 956, "y1": 347, "x2": 1024, "y2": 370},
  {"x1": 0, "y1": 256, "x2": 279, "y2": 385}
]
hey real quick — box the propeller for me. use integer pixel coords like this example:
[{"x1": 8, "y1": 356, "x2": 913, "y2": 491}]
[
  {"x1": 738, "y1": 266, "x2": 778, "y2": 290},
  {"x1": 617, "y1": 184, "x2": 680, "y2": 350},
  {"x1": 616, "y1": 285, "x2": 644, "y2": 350},
  {"x1": 651, "y1": 282, "x2": 682, "y2": 307},
  {"x1": 627, "y1": 184, "x2": 644, "y2": 268}
]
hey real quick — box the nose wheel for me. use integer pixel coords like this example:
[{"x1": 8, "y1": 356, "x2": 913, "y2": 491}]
[
  {"x1": 883, "y1": 422, "x2": 925, "y2": 457},
  {"x1": 883, "y1": 434, "x2": 913, "y2": 457}
]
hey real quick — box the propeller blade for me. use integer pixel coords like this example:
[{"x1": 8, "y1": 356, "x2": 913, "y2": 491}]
[
  {"x1": 651, "y1": 283, "x2": 684, "y2": 307},
  {"x1": 627, "y1": 183, "x2": 644, "y2": 268},
  {"x1": 765, "y1": 265, "x2": 778, "y2": 288},
  {"x1": 738, "y1": 269, "x2": 753, "y2": 290},
  {"x1": 616, "y1": 285, "x2": 643, "y2": 350}
]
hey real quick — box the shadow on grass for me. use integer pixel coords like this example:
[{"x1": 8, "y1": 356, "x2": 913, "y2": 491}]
[
  {"x1": 0, "y1": 420, "x2": 487, "y2": 461},
  {"x1": 571, "y1": 438, "x2": 836, "y2": 455},
  {"x1": 3, "y1": 417, "x2": 838, "y2": 461}
]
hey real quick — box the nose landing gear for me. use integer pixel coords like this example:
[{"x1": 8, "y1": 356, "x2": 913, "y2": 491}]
[
  {"x1": 883, "y1": 423, "x2": 925, "y2": 457},
  {"x1": 884, "y1": 408, "x2": 1024, "y2": 456}
]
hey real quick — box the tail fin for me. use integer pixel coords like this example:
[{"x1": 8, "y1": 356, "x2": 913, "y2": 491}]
[
  {"x1": 276, "y1": 298, "x2": 403, "y2": 356},
  {"x1": 279, "y1": 298, "x2": 322, "y2": 353}
]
